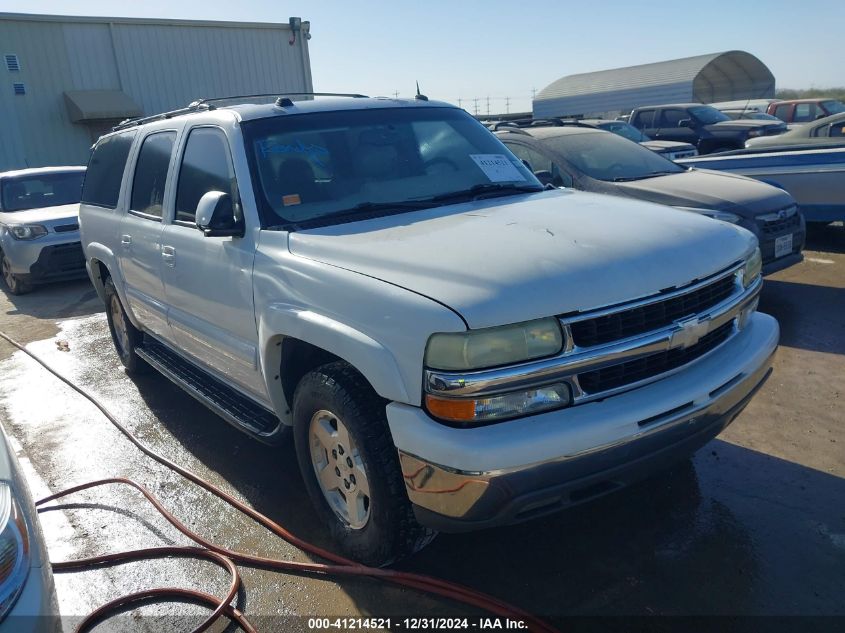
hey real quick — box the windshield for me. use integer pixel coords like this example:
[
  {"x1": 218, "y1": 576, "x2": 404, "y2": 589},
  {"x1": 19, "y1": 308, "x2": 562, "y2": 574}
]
[
  {"x1": 822, "y1": 100, "x2": 845, "y2": 115},
  {"x1": 1, "y1": 171, "x2": 84, "y2": 212},
  {"x1": 597, "y1": 122, "x2": 649, "y2": 142},
  {"x1": 242, "y1": 107, "x2": 540, "y2": 227},
  {"x1": 689, "y1": 106, "x2": 731, "y2": 124},
  {"x1": 540, "y1": 131, "x2": 684, "y2": 182}
]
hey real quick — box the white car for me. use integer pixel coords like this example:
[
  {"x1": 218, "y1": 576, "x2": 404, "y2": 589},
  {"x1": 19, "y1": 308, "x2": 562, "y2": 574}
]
[
  {"x1": 0, "y1": 424, "x2": 59, "y2": 632},
  {"x1": 79, "y1": 94, "x2": 778, "y2": 566},
  {"x1": 0, "y1": 167, "x2": 87, "y2": 295}
]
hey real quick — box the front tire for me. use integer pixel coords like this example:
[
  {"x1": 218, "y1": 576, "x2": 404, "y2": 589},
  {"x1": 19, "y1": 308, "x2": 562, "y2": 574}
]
[
  {"x1": 1, "y1": 252, "x2": 32, "y2": 295},
  {"x1": 293, "y1": 361, "x2": 436, "y2": 566},
  {"x1": 103, "y1": 277, "x2": 148, "y2": 374}
]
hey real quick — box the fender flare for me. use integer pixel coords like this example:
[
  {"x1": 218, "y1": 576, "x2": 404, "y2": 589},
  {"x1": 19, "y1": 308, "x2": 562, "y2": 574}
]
[
  {"x1": 258, "y1": 303, "x2": 411, "y2": 425},
  {"x1": 85, "y1": 243, "x2": 141, "y2": 328}
]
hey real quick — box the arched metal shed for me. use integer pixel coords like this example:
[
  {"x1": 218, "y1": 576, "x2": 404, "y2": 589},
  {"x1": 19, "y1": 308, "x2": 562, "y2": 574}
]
[{"x1": 533, "y1": 50, "x2": 775, "y2": 119}]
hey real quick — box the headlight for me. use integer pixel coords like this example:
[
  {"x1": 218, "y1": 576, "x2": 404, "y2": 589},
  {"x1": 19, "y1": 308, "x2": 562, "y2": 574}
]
[
  {"x1": 742, "y1": 247, "x2": 762, "y2": 288},
  {"x1": 8, "y1": 225, "x2": 48, "y2": 240},
  {"x1": 426, "y1": 383, "x2": 572, "y2": 424},
  {"x1": 0, "y1": 483, "x2": 30, "y2": 619},
  {"x1": 675, "y1": 207, "x2": 741, "y2": 224},
  {"x1": 425, "y1": 318, "x2": 564, "y2": 371},
  {"x1": 747, "y1": 129, "x2": 764, "y2": 138}
]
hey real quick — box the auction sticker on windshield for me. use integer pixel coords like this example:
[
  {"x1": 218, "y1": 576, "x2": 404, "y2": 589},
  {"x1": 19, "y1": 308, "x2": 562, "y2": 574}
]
[{"x1": 470, "y1": 154, "x2": 526, "y2": 182}]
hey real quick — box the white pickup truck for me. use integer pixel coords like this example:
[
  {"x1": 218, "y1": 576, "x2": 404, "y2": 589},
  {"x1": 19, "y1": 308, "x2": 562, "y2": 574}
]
[{"x1": 79, "y1": 95, "x2": 778, "y2": 566}]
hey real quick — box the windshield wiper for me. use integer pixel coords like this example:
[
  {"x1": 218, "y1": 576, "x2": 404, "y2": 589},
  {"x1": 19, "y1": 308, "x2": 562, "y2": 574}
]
[
  {"x1": 291, "y1": 200, "x2": 439, "y2": 228},
  {"x1": 613, "y1": 171, "x2": 678, "y2": 182},
  {"x1": 427, "y1": 183, "x2": 543, "y2": 203}
]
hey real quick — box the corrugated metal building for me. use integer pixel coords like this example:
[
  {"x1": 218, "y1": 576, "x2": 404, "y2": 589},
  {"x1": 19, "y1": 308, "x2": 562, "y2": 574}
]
[
  {"x1": 533, "y1": 51, "x2": 775, "y2": 119},
  {"x1": 0, "y1": 12, "x2": 313, "y2": 170}
]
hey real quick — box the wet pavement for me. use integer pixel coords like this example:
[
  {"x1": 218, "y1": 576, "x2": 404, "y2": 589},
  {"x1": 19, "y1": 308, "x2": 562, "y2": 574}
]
[{"x1": 0, "y1": 226, "x2": 843, "y2": 632}]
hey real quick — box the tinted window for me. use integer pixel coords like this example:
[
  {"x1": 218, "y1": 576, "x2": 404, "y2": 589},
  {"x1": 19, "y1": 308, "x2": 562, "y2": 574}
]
[
  {"x1": 130, "y1": 132, "x2": 176, "y2": 219},
  {"x1": 793, "y1": 103, "x2": 816, "y2": 123},
  {"x1": 659, "y1": 109, "x2": 688, "y2": 127},
  {"x1": 688, "y1": 106, "x2": 730, "y2": 124},
  {"x1": 539, "y1": 131, "x2": 683, "y2": 182},
  {"x1": 830, "y1": 122, "x2": 845, "y2": 138},
  {"x1": 175, "y1": 128, "x2": 239, "y2": 223},
  {"x1": 1, "y1": 171, "x2": 84, "y2": 212},
  {"x1": 821, "y1": 100, "x2": 845, "y2": 115},
  {"x1": 631, "y1": 110, "x2": 654, "y2": 128},
  {"x1": 773, "y1": 104, "x2": 791, "y2": 121},
  {"x1": 598, "y1": 122, "x2": 648, "y2": 142},
  {"x1": 242, "y1": 107, "x2": 540, "y2": 227},
  {"x1": 81, "y1": 132, "x2": 136, "y2": 209}
]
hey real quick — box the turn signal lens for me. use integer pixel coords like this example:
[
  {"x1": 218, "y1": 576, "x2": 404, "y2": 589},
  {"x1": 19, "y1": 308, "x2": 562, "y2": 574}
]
[
  {"x1": 742, "y1": 247, "x2": 762, "y2": 288},
  {"x1": 425, "y1": 383, "x2": 572, "y2": 424}
]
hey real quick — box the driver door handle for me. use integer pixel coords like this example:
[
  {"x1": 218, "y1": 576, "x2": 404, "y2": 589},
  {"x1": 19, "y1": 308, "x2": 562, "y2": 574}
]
[
  {"x1": 120, "y1": 234, "x2": 132, "y2": 248},
  {"x1": 161, "y1": 245, "x2": 176, "y2": 267}
]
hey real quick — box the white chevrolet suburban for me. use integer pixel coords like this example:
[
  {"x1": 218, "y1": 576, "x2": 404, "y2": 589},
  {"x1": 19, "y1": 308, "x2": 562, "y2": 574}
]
[{"x1": 79, "y1": 94, "x2": 778, "y2": 566}]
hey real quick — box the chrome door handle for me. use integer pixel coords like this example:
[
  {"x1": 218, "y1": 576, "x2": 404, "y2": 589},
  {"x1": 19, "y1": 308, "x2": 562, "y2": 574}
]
[
  {"x1": 120, "y1": 235, "x2": 132, "y2": 248},
  {"x1": 161, "y1": 245, "x2": 176, "y2": 267}
]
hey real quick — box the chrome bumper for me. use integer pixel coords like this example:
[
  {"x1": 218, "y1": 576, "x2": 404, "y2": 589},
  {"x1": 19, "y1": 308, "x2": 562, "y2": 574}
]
[
  {"x1": 391, "y1": 312, "x2": 779, "y2": 530},
  {"x1": 426, "y1": 267, "x2": 761, "y2": 406}
]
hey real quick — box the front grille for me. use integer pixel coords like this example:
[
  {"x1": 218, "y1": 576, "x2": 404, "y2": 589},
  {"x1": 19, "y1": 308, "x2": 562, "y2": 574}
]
[
  {"x1": 569, "y1": 274, "x2": 736, "y2": 348},
  {"x1": 759, "y1": 212, "x2": 800, "y2": 236},
  {"x1": 37, "y1": 242, "x2": 85, "y2": 273},
  {"x1": 578, "y1": 321, "x2": 734, "y2": 394},
  {"x1": 53, "y1": 223, "x2": 79, "y2": 233}
]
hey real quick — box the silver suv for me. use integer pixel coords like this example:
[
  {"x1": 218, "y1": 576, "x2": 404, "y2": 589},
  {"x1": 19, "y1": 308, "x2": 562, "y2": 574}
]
[{"x1": 80, "y1": 94, "x2": 778, "y2": 565}]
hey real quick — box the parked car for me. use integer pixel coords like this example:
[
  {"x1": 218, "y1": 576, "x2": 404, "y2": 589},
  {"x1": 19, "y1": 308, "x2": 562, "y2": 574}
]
[
  {"x1": 678, "y1": 144, "x2": 845, "y2": 223},
  {"x1": 561, "y1": 120, "x2": 698, "y2": 160},
  {"x1": 746, "y1": 112, "x2": 845, "y2": 148},
  {"x1": 80, "y1": 95, "x2": 778, "y2": 565},
  {"x1": 710, "y1": 99, "x2": 780, "y2": 115},
  {"x1": 496, "y1": 125, "x2": 804, "y2": 274},
  {"x1": 629, "y1": 103, "x2": 787, "y2": 154},
  {"x1": 0, "y1": 423, "x2": 60, "y2": 633},
  {"x1": 768, "y1": 99, "x2": 845, "y2": 124},
  {"x1": 0, "y1": 167, "x2": 87, "y2": 295}
]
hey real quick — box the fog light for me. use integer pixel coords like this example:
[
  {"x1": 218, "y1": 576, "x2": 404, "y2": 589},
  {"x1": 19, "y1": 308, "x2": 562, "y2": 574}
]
[{"x1": 425, "y1": 383, "x2": 572, "y2": 424}]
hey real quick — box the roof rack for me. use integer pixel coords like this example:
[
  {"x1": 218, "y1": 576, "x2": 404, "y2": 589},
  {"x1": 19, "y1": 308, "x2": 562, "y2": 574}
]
[{"x1": 113, "y1": 92, "x2": 370, "y2": 131}]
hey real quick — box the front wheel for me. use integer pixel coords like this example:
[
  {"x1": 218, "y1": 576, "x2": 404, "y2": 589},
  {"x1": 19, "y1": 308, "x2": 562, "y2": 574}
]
[
  {"x1": 293, "y1": 361, "x2": 436, "y2": 566},
  {"x1": 1, "y1": 252, "x2": 32, "y2": 295}
]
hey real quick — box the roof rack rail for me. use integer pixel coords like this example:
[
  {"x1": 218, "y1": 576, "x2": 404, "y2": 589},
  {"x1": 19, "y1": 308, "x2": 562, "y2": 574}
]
[{"x1": 113, "y1": 92, "x2": 370, "y2": 131}]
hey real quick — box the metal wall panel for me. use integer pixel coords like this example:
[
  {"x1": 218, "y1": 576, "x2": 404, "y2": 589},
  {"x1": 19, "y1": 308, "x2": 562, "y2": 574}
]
[{"x1": 0, "y1": 13, "x2": 311, "y2": 171}]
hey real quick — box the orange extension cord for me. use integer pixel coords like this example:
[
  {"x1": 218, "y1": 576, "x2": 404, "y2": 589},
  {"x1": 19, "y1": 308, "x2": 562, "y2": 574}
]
[{"x1": 0, "y1": 330, "x2": 559, "y2": 633}]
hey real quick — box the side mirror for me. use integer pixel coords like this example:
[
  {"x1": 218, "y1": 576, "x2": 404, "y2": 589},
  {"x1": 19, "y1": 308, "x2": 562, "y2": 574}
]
[
  {"x1": 196, "y1": 191, "x2": 243, "y2": 237},
  {"x1": 533, "y1": 170, "x2": 554, "y2": 186},
  {"x1": 678, "y1": 119, "x2": 693, "y2": 128}
]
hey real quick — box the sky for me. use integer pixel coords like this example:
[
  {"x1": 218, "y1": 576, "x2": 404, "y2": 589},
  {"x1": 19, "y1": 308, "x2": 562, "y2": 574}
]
[{"x1": 3, "y1": 0, "x2": 843, "y2": 114}]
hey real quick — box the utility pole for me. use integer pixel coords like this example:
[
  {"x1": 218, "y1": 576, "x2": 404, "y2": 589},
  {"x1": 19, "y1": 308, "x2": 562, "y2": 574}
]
[
  {"x1": 505, "y1": 96, "x2": 510, "y2": 114},
  {"x1": 485, "y1": 95, "x2": 490, "y2": 115},
  {"x1": 531, "y1": 87, "x2": 537, "y2": 100},
  {"x1": 458, "y1": 97, "x2": 463, "y2": 109},
  {"x1": 393, "y1": 90, "x2": 399, "y2": 99},
  {"x1": 473, "y1": 98, "x2": 479, "y2": 116}
]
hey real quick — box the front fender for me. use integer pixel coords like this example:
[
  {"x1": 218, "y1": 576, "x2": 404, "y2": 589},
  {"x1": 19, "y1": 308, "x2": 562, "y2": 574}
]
[
  {"x1": 257, "y1": 305, "x2": 410, "y2": 424},
  {"x1": 84, "y1": 242, "x2": 141, "y2": 328}
]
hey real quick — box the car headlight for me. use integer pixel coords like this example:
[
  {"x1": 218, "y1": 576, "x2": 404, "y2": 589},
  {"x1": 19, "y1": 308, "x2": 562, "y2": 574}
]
[
  {"x1": 0, "y1": 483, "x2": 31, "y2": 619},
  {"x1": 742, "y1": 247, "x2": 762, "y2": 288},
  {"x1": 425, "y1": 318, "x2": 564, "y2": 371},
  {"x1": 8, "y1": 225, "x2": 48, "y2": 240},
  {"x1": 747, "y1": 129, "x2": 764, "y2": 138},
  {"x1": 425, "y1": 383, "x2": 572, "y2": 424},
  {"x1": 675, "y1": 207, "x2": 742, "y2": 224}
]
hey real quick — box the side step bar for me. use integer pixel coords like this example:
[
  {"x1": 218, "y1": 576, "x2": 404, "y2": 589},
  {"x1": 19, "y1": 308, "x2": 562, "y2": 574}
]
[{"x1": 135, "y1": 338, "x2": 284, "y2": 443}]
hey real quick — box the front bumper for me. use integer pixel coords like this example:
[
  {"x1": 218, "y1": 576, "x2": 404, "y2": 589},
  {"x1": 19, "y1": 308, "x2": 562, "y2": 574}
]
[
  {"x1": 1, "y1": 227, "x2": 86, "y2": 284},
  {"x1": 388, "y1": 312, "x2": 778, "y2": 531}
]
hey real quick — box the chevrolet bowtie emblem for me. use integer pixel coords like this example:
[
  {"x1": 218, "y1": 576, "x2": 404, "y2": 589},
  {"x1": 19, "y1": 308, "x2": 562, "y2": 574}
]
[{"x1": 670, "y1": 316, "x2": 710, "y2": 349}]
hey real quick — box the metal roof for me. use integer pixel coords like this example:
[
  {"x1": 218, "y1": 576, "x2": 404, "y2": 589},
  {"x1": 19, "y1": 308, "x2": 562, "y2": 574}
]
[{"x1": 534, "y1": 51, "x2": 775, "y2": 118}]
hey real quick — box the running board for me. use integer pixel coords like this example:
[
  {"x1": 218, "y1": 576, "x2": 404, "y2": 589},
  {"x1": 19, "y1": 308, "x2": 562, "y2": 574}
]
[{"x1": 135, "y1": 338, "x2": 282, "y2": 442}]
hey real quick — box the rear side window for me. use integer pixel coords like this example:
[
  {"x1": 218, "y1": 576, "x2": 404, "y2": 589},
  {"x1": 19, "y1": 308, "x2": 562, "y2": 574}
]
[
  {"x1": 793, "y1": 103, "x2": 816, "y2": 123},
  {"x1": 631, "y1": 110, "x2": 654, "y2": 129},
  {"x1": 130, "y1": 131, "x2": 176, "y2": 219},
  {"x1": 81, "y1": 132, "x2": 136, "y2": 209},
  {"x1": 175, "y1": 128, "x2": 239, "y2": 223}
]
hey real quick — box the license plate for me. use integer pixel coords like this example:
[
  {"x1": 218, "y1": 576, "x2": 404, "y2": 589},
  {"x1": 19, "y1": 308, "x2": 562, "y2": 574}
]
[{"x1": 775, "y1": 233, "x2": 793, "y2": 258}]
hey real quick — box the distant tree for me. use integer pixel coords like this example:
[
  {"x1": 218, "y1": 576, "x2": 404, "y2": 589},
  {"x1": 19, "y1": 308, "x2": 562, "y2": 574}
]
[{"x1": 776, "y1": 87, "x2": 845, "y2": 101}]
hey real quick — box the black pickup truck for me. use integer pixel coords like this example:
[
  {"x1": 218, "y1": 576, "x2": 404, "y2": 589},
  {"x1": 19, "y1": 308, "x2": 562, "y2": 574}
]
[{"x1": 629, "y1": 103, "x2": 786, "y2": 154}]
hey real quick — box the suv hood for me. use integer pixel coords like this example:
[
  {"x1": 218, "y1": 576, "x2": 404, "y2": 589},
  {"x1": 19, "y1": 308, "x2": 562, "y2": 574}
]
[
  {"x1": 288, "y1": 190, "x2": 754, "y2": 329},
  {"x1": 613, "y1": 169, "x2": 795, "y2": 217},
  {"x1": 708, "y1": 119, "x2": 785, "y2": 132},
  {"x1": 641, "y1": 140, "x2": 696, "y2": 152},
  {"x1": 0, "y1": 203, "x2": 79, "y2": 228}
]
